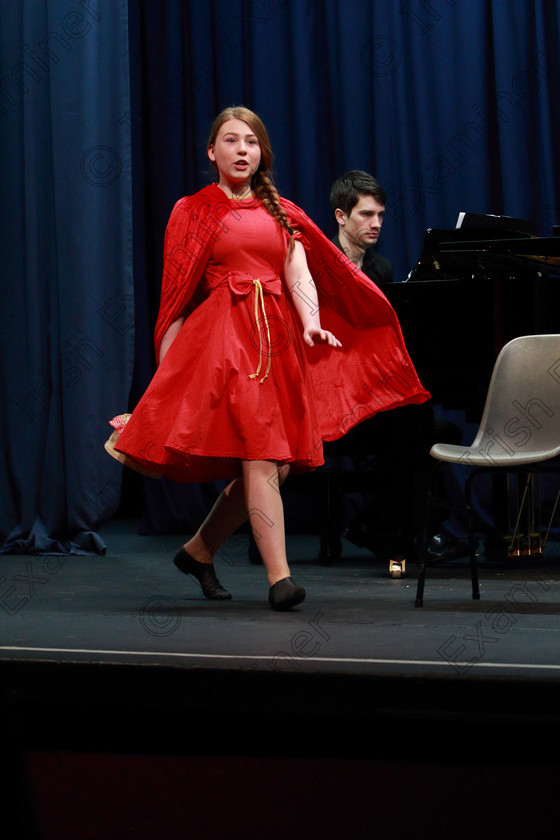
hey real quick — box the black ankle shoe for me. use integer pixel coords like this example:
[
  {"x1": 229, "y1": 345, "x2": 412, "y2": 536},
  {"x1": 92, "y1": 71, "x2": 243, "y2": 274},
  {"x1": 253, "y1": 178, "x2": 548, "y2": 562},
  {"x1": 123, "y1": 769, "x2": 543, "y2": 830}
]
[
  {"x1": 268, "y1": 577, "x2": 306, "y2": 611},
  {"x1": 173, "y1": 548, "x2": 232, "y2": 600}
]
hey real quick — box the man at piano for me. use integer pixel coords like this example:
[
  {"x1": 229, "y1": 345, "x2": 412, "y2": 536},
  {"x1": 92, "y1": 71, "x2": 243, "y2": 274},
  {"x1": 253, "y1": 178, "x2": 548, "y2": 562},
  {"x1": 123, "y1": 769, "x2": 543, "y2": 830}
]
[
  {"x1": 329, "y1": 170, "x2": 393, "y2": 285},
  {"x1": 327, "y1": 170, "x2": 436, "y2": 568}
]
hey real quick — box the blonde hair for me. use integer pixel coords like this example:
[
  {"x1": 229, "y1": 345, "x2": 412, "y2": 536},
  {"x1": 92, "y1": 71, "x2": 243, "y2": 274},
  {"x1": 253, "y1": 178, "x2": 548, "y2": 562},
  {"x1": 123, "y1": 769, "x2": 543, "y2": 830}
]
[{"x1": 207, "y1": 106, "x2": 294, "y2": 247}]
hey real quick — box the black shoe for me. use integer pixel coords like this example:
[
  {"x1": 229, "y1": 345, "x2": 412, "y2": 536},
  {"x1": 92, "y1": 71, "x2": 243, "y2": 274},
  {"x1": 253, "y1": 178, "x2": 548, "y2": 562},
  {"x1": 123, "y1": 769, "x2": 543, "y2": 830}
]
[
  {"x1": 173, "y1": 548, "x2": 232, "y2": 600},
  {"x1": 268, "y1": 577, "x2": 306, "y2": 611}
]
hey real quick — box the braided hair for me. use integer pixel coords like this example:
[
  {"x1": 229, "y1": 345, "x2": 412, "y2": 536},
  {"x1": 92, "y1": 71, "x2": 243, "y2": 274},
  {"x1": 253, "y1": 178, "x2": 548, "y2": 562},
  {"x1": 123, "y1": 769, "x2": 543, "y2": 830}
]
[{"x1": 207, "y1": 106, "x2": 295, "y2": 250}]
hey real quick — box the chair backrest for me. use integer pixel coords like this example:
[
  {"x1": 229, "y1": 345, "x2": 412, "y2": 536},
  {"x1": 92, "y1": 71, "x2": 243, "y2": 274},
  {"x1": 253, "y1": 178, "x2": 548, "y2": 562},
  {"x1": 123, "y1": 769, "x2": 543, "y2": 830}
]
[{"x1": 469, "y1": 334, "x2": 560, "y2": 465}]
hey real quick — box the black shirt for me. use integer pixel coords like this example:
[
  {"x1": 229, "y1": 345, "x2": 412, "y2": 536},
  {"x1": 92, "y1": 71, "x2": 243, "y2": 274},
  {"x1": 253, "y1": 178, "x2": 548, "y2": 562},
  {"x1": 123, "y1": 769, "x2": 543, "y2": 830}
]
[{"x1": 332, "y1": 233, "x2": 393, "y2": 285}]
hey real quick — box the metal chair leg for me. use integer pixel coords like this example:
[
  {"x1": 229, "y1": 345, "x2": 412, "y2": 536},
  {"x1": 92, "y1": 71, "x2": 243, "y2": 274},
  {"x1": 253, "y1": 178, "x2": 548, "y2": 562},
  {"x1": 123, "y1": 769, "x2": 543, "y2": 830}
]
[
  {"x1": 415, "y1": 562, "x2": 426, "y2": 607},
  {"x1": 415, "y1": 462, "x2": 440, "y2": 607},
  {"x1": 465, "y1": 471, "x2": 481, "y2": 600}
]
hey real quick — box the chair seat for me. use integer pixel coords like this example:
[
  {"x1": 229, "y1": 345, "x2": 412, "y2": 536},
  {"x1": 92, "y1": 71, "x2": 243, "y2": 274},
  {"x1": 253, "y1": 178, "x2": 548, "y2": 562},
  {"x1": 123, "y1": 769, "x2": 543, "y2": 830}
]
[{"x1": 430, "y1": 442, "x2": 560, "y2": 466}]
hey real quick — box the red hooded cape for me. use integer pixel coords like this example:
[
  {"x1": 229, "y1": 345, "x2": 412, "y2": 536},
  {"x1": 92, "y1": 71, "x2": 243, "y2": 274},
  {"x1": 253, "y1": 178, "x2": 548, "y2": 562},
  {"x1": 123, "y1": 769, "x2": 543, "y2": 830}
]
[{"x1": 111, "y1": 184, "x2": 430, "y2": 480}]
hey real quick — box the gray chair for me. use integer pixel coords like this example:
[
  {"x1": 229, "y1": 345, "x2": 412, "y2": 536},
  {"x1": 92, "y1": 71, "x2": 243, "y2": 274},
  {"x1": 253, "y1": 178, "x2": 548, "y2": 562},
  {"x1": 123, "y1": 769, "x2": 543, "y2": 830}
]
[{"x1": 415, "y1": 334, "x2": 560, "y2": 607}]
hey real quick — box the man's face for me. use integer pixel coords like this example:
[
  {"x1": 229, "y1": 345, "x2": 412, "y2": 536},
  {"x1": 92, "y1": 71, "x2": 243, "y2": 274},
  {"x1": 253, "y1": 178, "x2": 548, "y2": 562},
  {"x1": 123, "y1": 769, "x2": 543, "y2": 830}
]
[{"x1": 336, "y1": 194, "x2": 385, "y2": 249}]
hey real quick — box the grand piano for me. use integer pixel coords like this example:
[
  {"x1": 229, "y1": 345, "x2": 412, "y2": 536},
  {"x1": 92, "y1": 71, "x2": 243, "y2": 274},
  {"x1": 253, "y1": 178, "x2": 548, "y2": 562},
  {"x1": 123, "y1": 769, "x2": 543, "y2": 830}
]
[{"x1": 384, "y1": 214, "x2": 560, "y2": 422}]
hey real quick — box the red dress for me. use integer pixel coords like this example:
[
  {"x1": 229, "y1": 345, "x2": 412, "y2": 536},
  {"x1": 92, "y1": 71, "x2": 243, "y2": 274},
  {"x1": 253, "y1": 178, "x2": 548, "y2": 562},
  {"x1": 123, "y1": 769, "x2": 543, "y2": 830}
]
[{"x1": 112, "y1": 185, "x2": 431, "y2": 482}]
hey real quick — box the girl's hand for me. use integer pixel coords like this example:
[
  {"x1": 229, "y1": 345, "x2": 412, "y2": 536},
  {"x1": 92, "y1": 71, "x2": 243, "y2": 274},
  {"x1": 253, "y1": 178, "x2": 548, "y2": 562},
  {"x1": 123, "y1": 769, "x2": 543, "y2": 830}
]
[{"x1": 303, "y1": 326, "x2": 342, "y2": 348}]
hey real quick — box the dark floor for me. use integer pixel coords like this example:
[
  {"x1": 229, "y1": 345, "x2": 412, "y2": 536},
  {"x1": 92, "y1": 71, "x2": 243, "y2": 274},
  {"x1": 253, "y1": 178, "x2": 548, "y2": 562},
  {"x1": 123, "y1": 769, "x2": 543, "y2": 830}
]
[{"x1": 2, "y1": 518, "x2": 560, "y2": 839}]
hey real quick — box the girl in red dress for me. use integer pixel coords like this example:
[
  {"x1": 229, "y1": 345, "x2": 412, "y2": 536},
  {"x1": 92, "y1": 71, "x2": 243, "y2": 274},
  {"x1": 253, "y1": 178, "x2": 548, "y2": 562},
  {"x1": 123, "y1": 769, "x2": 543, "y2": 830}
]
[{"x1": 106, "y1": 106, "x2": 430, "y2": 610}]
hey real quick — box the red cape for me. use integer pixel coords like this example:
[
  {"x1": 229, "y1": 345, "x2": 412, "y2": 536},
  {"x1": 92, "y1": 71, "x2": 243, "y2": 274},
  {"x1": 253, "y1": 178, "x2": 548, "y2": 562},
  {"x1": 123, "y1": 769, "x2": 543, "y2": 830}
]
[{"x1": 153, "y1": 184, "x2": 430, "y2": 444}]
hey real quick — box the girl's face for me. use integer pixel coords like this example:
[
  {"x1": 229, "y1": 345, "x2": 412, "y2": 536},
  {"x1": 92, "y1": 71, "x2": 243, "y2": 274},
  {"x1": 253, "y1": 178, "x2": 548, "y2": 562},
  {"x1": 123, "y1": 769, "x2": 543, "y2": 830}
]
[{"x1": 208, "y1": 119, "x2": 262, "y2": 190}]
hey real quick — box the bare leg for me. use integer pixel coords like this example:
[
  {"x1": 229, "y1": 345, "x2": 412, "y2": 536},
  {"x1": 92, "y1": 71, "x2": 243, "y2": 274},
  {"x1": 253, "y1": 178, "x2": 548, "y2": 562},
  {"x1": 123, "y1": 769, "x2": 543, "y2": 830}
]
[
  {"x1": 184, "y1": 477, "x2": 247, "y2": 564},
  {"x1": 180, "y1": 461, "x2": 303, "y2": 606},
  {"x1": 175, "y1": 477, "x2": 247, "y2": 600},
  {"x1": 242, "y1": 460, "x2": 290, "y2": 586},
  {"x1": 185, "y1": 462, "x2": 290, "y2": 575}
]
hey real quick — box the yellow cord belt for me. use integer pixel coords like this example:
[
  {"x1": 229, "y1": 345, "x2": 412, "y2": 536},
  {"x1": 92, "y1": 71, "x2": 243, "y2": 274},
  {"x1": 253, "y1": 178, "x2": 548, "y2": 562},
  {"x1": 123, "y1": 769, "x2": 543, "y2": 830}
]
[{"x1": 249, "y1": 278, "x2": 272, "y2": 384}]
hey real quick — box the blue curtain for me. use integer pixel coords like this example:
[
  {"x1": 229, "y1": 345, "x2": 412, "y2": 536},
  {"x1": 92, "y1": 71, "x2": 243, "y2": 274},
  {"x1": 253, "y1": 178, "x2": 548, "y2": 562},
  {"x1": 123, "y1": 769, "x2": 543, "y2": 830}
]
[
  {"x1": 2, "y1": 0, "x2": 560, "y2": 551},
  {"x1": 128, "y1": 0, "x2": 560, "y2": 286},
  {"x1": 0, "y1": 0, "x2": 133, "y2": 553}
]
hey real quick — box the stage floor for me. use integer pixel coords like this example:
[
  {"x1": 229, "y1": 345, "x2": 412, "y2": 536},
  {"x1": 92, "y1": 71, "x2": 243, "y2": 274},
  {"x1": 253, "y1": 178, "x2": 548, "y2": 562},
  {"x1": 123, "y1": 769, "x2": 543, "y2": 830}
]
[
  {"x1": 2, "y1": 517, "x2": 560, "y2": 677},
  {"x1": 2, "y1": 518, "x2": 560, "y2": 839}
]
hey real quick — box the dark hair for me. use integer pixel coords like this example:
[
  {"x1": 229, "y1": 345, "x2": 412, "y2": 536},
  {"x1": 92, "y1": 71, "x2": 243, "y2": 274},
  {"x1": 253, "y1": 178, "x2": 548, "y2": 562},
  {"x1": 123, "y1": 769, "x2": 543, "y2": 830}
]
[{"x1": 329, "y1": 170, "x2": 387, "y2": 215}]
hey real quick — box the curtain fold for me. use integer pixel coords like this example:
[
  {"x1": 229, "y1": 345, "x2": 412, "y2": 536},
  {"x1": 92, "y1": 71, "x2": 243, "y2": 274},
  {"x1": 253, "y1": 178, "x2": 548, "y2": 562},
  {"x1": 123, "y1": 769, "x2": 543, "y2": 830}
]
[
  {"x1": 1, "y1": 0, "x2": 133, "y2": 553},
  {"x1": 2, "y1": 0, "x2": 559, "y2": 549}
]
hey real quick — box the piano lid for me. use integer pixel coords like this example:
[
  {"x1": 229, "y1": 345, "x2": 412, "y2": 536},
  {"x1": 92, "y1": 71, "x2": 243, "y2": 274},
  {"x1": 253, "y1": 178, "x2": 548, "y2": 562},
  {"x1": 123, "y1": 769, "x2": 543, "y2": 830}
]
[
  {"x1": 406, "y1": 213, "x2": 560, "y2": 281},
  {"x1": 455, "y1": 211, "x2": 535, "y2": 235}
]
